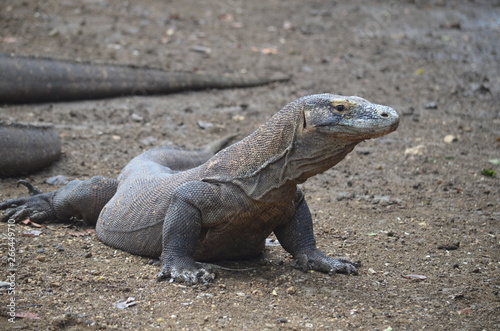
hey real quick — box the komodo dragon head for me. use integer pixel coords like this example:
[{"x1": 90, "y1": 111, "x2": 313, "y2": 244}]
[
  {"x1": 203, "y1": 93, "x2": 400, "y2": 200},
  {"x1": 300, "y1": 94, "x2": 400, "y2": 140}
]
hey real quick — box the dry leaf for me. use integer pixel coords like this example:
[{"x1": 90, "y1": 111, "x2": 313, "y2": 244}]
[
  {"x1": 113, "y1": 297, "x2": 137, "y2": 309},
  {"x1": 69, "y1": 229, "x2": 96, "y2": 237},
  {"x1": 15, "y1": 311, "x2": 40, "y2": 320},
  {"x1": 402, "y1": 274, "x2": 427, "y2": 280},
  {"x1": 20, "y1": 219, "x2": 45, "y2": 228},
  {"x1": 250, "y1": 47, "x2": 279, "y2": 55},
  {"x1": 261, "y1": 48, "x2": 278, "y2": 54},
  {"x1": 22, "y1": 230, "x2": 42, "y2": 237}
]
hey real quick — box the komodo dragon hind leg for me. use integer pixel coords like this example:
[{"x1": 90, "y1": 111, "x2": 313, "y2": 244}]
[
  {"x1": 0, "y1": 176, "x2": 118, "y2": 225},
  {"x1": 134, "y1": 134, "x2": 236, "y2": 172}
]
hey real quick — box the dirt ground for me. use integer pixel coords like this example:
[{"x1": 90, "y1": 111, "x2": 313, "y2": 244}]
[{"x1": 1, "y1": 0, "x2": 499, "y2": 330}]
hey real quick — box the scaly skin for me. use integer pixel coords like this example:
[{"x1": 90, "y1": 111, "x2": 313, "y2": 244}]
[
  {"x1": 0, "y1": 54, "x2": 289, "y2": 104},
  {"x1": 0, "y1": 121, "x2": 61, "y2": 178},
  {"x1": 0, "y1": 94, "x2": 399, "y2": 285}
]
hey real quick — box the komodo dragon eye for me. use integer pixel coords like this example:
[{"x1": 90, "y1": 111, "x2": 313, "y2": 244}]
[{"x1": 334, "y1": 104, "x2": 346, "y2": 112}]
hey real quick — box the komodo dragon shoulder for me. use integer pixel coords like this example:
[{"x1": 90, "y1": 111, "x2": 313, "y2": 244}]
[{"x1": 0, "y1": 94, "x2": 399, "y2": 285}]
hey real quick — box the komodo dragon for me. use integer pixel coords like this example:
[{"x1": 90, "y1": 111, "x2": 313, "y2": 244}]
[
  {"x1": 0, "y1": 94, "x2": 399, "y2": 285},
  {"x1": 0, "y1": 54, "x2": 289, "y2": 104}
]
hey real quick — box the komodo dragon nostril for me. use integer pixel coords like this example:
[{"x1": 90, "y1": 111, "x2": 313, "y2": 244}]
[{"x1": 380, "y1": 112, "x2": 389, "y2": 118}]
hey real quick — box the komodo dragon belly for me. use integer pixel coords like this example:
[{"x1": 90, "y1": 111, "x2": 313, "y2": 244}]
[{"x1": 193, "y1": 199, "x2": 298, "y2": 261}]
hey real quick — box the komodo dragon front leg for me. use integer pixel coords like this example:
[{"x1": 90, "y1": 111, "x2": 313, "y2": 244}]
[{"x1": 275, "y1": 194, "x2": 358, "y2": 274}]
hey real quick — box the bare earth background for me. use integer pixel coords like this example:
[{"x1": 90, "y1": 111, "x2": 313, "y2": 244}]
[{"x1": 1, "y1": 0, "x2": 499, "y2": 330}]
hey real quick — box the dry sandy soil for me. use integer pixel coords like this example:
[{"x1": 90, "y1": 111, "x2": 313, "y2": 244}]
[{"x1": 1, "y1": 0, "x2": 499, "y2": 330}]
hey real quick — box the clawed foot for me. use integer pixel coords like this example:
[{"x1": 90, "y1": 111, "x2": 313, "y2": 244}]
[
  {"x1": 293, "y1": 249, "x2": 359, "y2": 275},
  {"x1": 157, "y1": 263, "x2": 216, "y2": 286},
  {"x1": 0, "y1": 180, "x2": 55, "y2": 223}
]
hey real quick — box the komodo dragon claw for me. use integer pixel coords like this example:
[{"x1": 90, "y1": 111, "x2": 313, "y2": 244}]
[
  {"x1": 157, "y1": 265, "x2": 216, "y2": 286},
  {"x1": 17, "y1": 180, "x2": 43, "y2": 195},
  {"x1": 0, "y1": 181, "x2": 55, "y2": 223},
  {"x1": 292, "y1": 250, "x2": 359, "y2": 275}
]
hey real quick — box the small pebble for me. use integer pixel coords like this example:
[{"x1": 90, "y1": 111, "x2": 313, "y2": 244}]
[
  {"x1": 404, "y1": 145, "x2": 427, "y2": 156},
  {"x1": 444, "y1": 135, "x2": 457, "y2": 143},
  {"x1": 131, "y1": 113, "x2": 143, "y2": 122},
  {"x1": 190, "y1": 46, "x2": 212, "y2": 54},
  {"x1": 424, "y1": 102, "x2": 438, "y2": 109},
  {"x1": 140, "y1": 136, "x2": 157, "y2": 145},
  {"x1": 46, "y1": 175, "x2": 69, "y2": 185},
  {"x1": 197, "y1": 121, "x2": 214, "y2": 129}
]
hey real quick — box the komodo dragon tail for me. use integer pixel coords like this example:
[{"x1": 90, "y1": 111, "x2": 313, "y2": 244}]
[
  {"x1": 0, "y1": 54, "x2": 289, "y2": 104},
  {"x1": 0, "y1": 121, "x2": 61, "y2": 178}
]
